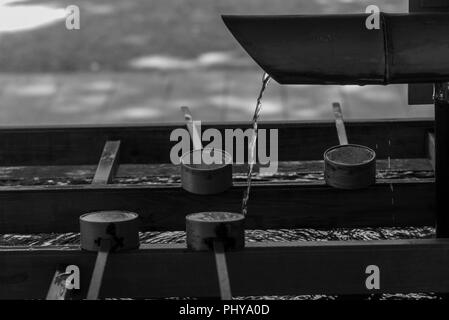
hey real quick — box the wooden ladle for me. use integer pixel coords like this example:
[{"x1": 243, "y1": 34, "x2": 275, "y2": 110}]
[{"x1": 324, "y1": 102, "x2": 376, "y2": 189}]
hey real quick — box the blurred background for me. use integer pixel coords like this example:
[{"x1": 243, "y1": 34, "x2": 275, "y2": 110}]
[{"x1": 0, "y1": 0, "x2": 433, "y2": 125}]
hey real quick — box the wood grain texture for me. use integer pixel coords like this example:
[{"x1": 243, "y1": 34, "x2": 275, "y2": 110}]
[
  {"x1": 0, "y1": 178, "x2": 434, "y2": 233},
  {"x1": 0, "y1": 119, "x2": 433, "y2": 165},
  {"x1": 0, "y1": 158, "x2": 434, "y2": 186},
  {"x1": 2, "y1": 239, "x2": 449, "y2": 299}
]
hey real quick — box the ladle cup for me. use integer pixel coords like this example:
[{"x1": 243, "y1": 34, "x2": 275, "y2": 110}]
[
  {"x1": 324, "y1": 102, "x2": 376, "y2": 189},
  {"x1": 180, "y1": 106, "x2": 233, "y2": 195},
  {"x1": 186, "y1": 211, "x2": 245, "y2": 300},
  {"x1": 80, "y1": 211, "x2": 140, "y2": 300}
]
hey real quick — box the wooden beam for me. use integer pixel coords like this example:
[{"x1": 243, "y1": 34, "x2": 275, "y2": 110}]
[
  {"x1": 0, "y1": 179, "x2": 434, "y2": 233},
  {"x1": 1, "y1": 239, "x2": 449, "y2": 299},
  {"x1": 0, "y1": 158, "x2": 433, "y2": 186},
  {"x1": 92, "y1": 141, "x2": 120, "y2": 185},
  {"x1": 0, "y1": 119, "x2": 433, "y2": 165}
]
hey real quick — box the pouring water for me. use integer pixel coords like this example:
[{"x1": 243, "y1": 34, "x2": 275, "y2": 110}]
[{"x1": 241, "y1": 72, "x2": 271, "y2": 216}]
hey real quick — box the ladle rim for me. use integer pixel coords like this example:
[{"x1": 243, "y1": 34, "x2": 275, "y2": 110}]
[
  {"x1": 79, "y1": 210, "x2": 139, "y2": 223},
  {"x1": 324, "y1": 144, "x2": 376, "y2": 167},
  {"x1": 186, "y1": 211, "x2": 245, "y2": 222},
  {"x1": 180, "y1": 148, "x2": 233, "y2": 171}
]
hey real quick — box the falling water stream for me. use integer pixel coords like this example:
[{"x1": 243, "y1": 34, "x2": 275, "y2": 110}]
[{"x1": 241, "y1": 72, "x2": 271, "y2": 216}]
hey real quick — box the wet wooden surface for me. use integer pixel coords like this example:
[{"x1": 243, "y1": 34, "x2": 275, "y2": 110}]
[
  {"x1": 0, "y1": 158, "x2": 433, "y2": 185},
  {"x1": 0, "y1": 158, "x2": 434, "y2": 233}
]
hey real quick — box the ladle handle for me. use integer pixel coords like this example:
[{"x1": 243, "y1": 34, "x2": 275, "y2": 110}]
[
  {"x1": 213, "y1": 240, "x2": 232, "y2": 300},
  {"x1": 181, "y1": 106, "x2": 203, "y2": 150},
  {"x1": 332, "y1": 102, "x2": 349, "y2": 145},
  {"x1": 86, "y1": 239, "x2": 111, "y2": 300}
]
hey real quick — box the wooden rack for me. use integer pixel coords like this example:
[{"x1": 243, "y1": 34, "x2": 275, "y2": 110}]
[{"x1": 0, "y1": 117, "x2": 444, "y2": 299}]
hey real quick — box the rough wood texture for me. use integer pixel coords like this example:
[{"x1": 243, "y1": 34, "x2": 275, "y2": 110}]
[
  {"x1": 1, "y1": 239, "x2": 449, "y2": 299},
  {"x1": 0, "y1": 178, "x2": 434, "y2": 234},
  {"x1": 92, "y1": 141, "x2": 120, "y2": 185},
  {"x1": 0, "y1": 119, "x2": 433, "y2": 165}
]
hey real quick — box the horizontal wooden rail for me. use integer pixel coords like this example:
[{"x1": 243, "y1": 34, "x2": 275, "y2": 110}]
[
  {"x1": 0, "y1": 158, "x2": 433, "y2": 185},
  {"x1": 1, "y1": 239, "x2": 448, "y2": 299},
  {"x1": 0, "y1": 178, "x2": 434, "y2": 233},
  {"x1": 0, "y1": 119, "x2": 433, "y2": 165}
]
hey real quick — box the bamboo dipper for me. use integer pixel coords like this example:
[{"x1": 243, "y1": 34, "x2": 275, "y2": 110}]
[
  {"x1": 186, "y1": 212, "x2": 245, "y2": 300},
  {"x1": 180, "y1": 106, "x2": 232, "y2": 195},
  {"x1": 80, "y1": 211, "x2": 139, "y2": 300},
  {"x1": 324, "y1": 102, "x2": 376, "y2": 189}
]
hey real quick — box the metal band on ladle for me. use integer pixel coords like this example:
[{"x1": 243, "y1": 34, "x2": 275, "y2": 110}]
[{"x1": 80, "y1": 211, "x2": 139, "y2": 300}]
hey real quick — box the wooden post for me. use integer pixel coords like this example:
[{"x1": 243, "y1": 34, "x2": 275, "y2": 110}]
[{"x1": 434, "y1": 82, "x2": 449, "y2": 238}]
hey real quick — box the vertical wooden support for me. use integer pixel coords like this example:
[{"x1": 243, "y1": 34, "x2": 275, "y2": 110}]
[
  {"x1": 428, "y1": 133, "x2": 435, "y2": 171},
  {"x1": 434, "y1": 82, "x2": 449, "y2": 238},
  {"x1": 92, "y1": 141, "x2": 121, "y2": 184}
]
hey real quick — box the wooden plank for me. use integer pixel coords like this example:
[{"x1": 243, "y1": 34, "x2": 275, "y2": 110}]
[
  {"x1": 92, "y1": 141, "x2": 120, "y2": 184},
  {"x1": 0, "y1": 158, "x2": 434, "y2": 186},
  {"x1": 1, "y1": 239, "x2": 449, "y2": 299},
  {"x1": 0, "y1": 119, "x2": 433, "y2": 165},
  {"x1": 0, "y1": 179, "x2": 434, "y2": 233}
]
